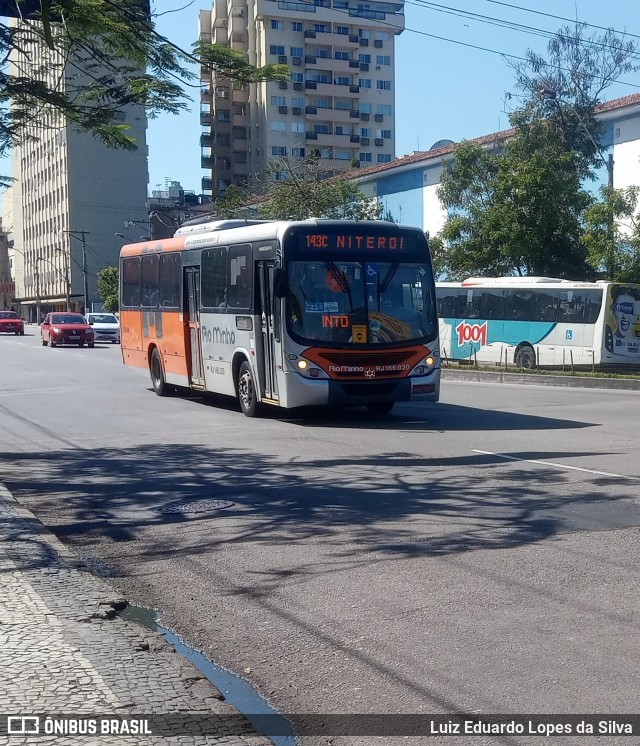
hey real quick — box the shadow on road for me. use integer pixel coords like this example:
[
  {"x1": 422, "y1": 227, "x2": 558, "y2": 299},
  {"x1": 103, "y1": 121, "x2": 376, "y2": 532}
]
[{"x1": 1, "y1": 438, "x2": 636, "y2": 576}]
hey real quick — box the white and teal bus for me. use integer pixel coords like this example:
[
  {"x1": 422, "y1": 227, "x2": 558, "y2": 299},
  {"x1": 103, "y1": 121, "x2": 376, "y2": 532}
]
[{"x1": 436, "y1": 277, "x2": 640, "y2": 369}]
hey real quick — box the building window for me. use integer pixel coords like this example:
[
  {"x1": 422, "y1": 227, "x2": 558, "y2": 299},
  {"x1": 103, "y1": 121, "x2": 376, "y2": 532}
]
[
  {"x1": 335, "y1": 25, "x2": 349, "y2": 34},
  {"x1": 291, "y1": 72, "x2": 304, "y2": 82},
  {"x1": 335, "y1": 150, "x2": 352, "y2": 160},
  {"x1": 358, "y1": 53, "x2": 371, "y2": 63},
  {"x1": 360, "y1": 102, "x2": 372, "y2": 113},
  {"x1": 376, "y1": 55, "x2": 391, "y2": 65},
  {"x1": 314, "y1": 123, "x2": 331, "y2": 134},
  {"x1": 314, "y1": 23, "x2": 329, "y2": 32},
  {"x1": 272, "y1": 146, "x2": 287, "y2": 156},
  {"x1": 358, "y1": 29, "x2": 371, "y2": 38},
  {"x1": 291, "y1": 147, "x2": 306, "y2": 156},
  {"x1": 291, "y1": 97, "x2": 304, "y2": 107},
  {"x1": 377, "y1": 80, "x2": 391, "y2": 90},
  {"x1": 217, "y1": 110, "x2": 230, "y2": 122},
  {"x1": 358, "y1": 78, "x2": 371, "y2": 88},
  {"x1": 271, "y1": 20, "x2": 284, "y2": 29},
  {"x1": 335, "y1": 125, "x2": 347, "y2": 135},
  {"x1": 271, "y1": 121, "x2": 286, "y2": 131},
  {"x1": 377, "y1": 129, "x2": 391, "y2": 139},
  {"x1": 360, "y1": 127, "x2": 372, "y2": 137},
  {"x1": 290, "y1": 21, "x2": 303, "y2": 31},
  {"x1": 290, "y1": 46, "x2": 303, "y2": 56},
  {"x1": 377, "y1": 153, "x2": 391, "y2": 162},
  {"x1": 375, "y1": 31, "x2": 390, "y2": 41},
  {"x1": 270, "y1": 45, "x2": 285, "y2": 55},
  {"x1": 376, "y1": 104, "x2": 392, "y2": 114},
  {"x1": 335, "y1": 75, "x2": 350, "y2": 86},
  {"x1": 359, "y1": 152, "x2": 372, "y2": 162},
  {"x1": 312, "y1": 98, "x2": 330, "y2": 108},
  {"x1": 335, "y1": 100, "x2": 351, "y2": 110},
  {"x1": 335, "y1": 50, "x2": 349, "y2": 60},
  {"x1": 274, "y1": 171, "x2": 289, "y2": 181},
  {"x1": 291, "y1": 122, "x2": 306, "y2": 132},
  {"x1": 271, "y1": 96, "x2": 286, "y2": 106}
]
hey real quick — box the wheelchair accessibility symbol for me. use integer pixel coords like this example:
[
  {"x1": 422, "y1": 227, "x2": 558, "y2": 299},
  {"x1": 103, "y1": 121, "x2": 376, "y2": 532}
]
[{"x1": 566, "y1": 330, "x2": 573, "y2": 340}]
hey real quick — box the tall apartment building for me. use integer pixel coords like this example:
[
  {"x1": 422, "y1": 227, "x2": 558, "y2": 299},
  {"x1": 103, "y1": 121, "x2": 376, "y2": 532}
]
[
  {"x1": 199, "y1": 0, "x2": 404, "y2": 198},
  {"x1": 7, "y1": 23, "x2": 149, "y2": 321}
]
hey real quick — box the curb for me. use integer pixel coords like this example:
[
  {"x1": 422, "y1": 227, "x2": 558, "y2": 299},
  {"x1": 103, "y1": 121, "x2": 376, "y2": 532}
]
[{"x1": 440, "y1": 367, "x2": 640, "y2": 391}]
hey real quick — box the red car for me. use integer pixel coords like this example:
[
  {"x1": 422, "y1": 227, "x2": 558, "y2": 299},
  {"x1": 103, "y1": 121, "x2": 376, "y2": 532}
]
[
  {"x1": 41, "y1": 312, "x2": 95, "y2": 348},
  {"x1": 0, "y1": 311, "x2": 25, "y2": 335}
]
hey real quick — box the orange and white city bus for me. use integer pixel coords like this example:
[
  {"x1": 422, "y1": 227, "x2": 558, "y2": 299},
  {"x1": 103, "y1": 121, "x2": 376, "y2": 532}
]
[{"x1": 119, "y1": 219, "x2": 440, "y2": 416}]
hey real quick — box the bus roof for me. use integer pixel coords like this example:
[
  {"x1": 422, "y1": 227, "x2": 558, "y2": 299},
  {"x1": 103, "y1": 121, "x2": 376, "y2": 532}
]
[{"x1": 119, "y1": 219, "x2": 423, "y2": 258}]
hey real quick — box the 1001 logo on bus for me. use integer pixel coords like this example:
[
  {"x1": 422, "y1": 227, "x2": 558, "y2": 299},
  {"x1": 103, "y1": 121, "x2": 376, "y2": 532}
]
[{"x1": 455, "y1": 320, "x2": 488, "y2": 347}]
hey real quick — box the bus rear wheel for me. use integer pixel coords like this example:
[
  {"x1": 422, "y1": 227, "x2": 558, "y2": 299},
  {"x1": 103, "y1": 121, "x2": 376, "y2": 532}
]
[
  {"x1": 150, "y1": 348, "x2": 168, "y2": 396},
  {"x1": 366, "y1": 402, "x2": 395, "y2": 415},
  {"x1": 515, "y1": 345, "x2": 536, "y2": 369},
  {"x1": 237, "y1": 361, "x2": 261, "y2": 417}
]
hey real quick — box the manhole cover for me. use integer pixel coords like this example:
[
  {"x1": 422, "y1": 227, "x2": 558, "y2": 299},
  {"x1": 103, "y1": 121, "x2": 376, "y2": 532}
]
[{"x1": 159, "y1": 499, "x2": 235, "y2": 514}]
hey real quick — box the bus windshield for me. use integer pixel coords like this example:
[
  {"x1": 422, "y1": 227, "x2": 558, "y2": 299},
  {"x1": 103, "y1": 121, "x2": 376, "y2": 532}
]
[{"x1": 287, "y1": 259, "x2": 437, "y2": 345}]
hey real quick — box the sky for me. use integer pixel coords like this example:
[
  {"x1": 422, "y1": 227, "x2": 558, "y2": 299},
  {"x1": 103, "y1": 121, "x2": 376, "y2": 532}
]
[
  {"x1": 2, "y1": 1, "x2": 640, "y2": 198},
  {"x1": 146, "y1": 0, "x2": 640, "y2": 195}
]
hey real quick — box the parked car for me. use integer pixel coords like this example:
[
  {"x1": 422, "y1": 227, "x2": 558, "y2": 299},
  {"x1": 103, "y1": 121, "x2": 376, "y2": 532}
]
[
  {"x1": 41, "y1": 313, "x2": 94, "y2": 347},
  {"x1": 85, "y1": 312, "x2": 120, "y2": 344},
  {"x1": 0, "y1": 311, "x2": 25, "y2": 335}
]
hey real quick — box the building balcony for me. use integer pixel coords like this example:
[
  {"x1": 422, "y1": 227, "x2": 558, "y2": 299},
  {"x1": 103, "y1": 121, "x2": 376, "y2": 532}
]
[
  {"x1": 201, "y1": 86, "x2": 212, "y2": 103},
  {"x1": 306, "y1": 131, "x2": 336, "y2": 147},
  {"x1": 232, "y1": 113, "x2": 247, "y2": 127},
  {"x1": 200, "y1": 110, "x2": 212, "y2": 126},
  {"x1": 233, "y1": 138, "x2": 249, "y2": 152},
  {"x1": 200, "y1": 133, "x2": 213, "y2": 148},
  {"x1": 201, "y1": 155, "x2": 214, "y2": 169},
  {"x1": 202, "y1": 177, "x2": 213, "y2": 193},
  {"x1": 233, "y1": 162, "x2": 249, "y2": 177}
]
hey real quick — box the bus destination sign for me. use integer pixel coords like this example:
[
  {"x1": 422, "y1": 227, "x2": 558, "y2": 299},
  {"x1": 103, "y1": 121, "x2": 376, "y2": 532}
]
[{"x1": 301, "y1": 233, "x2": 412, "y2": 251}]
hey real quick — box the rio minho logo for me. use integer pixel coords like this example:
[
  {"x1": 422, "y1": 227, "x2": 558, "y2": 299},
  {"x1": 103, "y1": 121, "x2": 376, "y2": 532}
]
[{"x1": 7, "y1": 716, "x2": 40, "y2": 734}]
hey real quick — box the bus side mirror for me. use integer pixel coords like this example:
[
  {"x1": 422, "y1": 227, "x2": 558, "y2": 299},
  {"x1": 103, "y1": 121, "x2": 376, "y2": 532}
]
[{"x1": 273, "y1": 268, "x2": 285, "y2": 298}]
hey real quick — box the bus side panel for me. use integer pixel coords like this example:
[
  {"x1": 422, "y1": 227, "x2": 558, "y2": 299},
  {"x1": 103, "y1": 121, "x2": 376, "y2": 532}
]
[
  {"x1": 120, "y1": 309, "x2": 145, "y2": 368},
  {"x1": 199, "y1": 311, "x2": 242, "y2": 397},
  {"x1": 120, "y1": 309, "x2": 189, "y2": 379}
]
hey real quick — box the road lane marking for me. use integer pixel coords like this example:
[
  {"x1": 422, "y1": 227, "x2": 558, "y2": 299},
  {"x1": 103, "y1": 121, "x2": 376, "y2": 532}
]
[{"x1": 471, "y1": 449, "x2": 640, "y2": 481}]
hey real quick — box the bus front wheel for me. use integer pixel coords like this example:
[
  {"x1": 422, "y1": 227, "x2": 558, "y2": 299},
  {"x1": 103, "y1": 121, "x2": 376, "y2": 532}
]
[
  {"x1": 150, "y1": 348, "x2": 169, "y2": 396},
  {"x1": 237, "y1": 361, "x2": 261, "y2": 417},
  {"x1": 515, "y1": 345, "x2": 536, "y2": 369}
]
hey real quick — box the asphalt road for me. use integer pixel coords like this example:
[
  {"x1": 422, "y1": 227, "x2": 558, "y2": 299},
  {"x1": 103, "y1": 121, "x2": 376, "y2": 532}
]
[{"x1": 1, "y1": 329, "x2": 639, "y2": 745}]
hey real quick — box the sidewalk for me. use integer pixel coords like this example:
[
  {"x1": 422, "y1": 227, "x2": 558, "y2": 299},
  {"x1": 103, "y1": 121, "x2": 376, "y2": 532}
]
[{"x1": 0, "y1": 483, "x2": 271, "y2": 746}]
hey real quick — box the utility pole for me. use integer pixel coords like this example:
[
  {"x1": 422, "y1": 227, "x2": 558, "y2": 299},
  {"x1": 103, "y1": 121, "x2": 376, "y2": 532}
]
[
  {"x1": 34, "y1": 261, "x2": 41, "y2": 324},
  {"x1": 63, "y1": 229, "x2": 90, "y2": 313}
]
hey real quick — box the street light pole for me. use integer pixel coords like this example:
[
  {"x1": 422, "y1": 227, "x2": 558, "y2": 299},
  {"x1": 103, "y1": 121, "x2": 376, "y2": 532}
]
[
  {"x1": 63, "y1": 229, "x2": 90, "y2": 313},
  {"x1": 55, "y1": 248, "x2": 71, "y2": 311}
]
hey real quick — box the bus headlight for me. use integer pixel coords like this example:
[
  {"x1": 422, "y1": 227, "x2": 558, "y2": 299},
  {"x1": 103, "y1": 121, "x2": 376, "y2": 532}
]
[
  {"x1": 411, "y1": 353, "x2": 439, "y2": 377},
  {"x1": 289, "y1": 354, "x2": 327, "y2": 379}
]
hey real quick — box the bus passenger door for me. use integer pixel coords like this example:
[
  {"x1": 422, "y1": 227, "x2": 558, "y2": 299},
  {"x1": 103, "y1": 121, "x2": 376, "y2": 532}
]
[
  {"x1": 257, "y1": 261, "x2": 279, "y2": 402},
  {"x1": 184, "y1": 267, "x2": 205, "y2": 387}
]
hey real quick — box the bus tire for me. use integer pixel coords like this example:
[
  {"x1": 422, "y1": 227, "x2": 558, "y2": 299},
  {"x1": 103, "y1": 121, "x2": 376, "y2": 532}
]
[
  {"x1": 515, "y1": 344, "x2": 536, "y2": 369},
  {"x1": 237, "y1": 361, "x2": 261, "y2": 417},
  {"x1": 150, "y1": 348, "x2": 169, "y2": 396},
  {"x1": 366, "y1": 402, "x2": 395, "y2": 415}
]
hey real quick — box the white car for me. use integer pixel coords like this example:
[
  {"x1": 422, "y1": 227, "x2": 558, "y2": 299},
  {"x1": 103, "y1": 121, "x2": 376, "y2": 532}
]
[{"x1": 85, "y1": 312, "x2": 120, "y2": 344}]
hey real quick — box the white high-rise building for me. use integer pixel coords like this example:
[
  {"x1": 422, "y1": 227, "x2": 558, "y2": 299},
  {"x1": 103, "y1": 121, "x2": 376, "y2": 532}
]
[
  {"x1": 199, "y1": 0, "x2": 404, "y2": 198},
  {"x1": 7, "y1": 23, "x2": 148, "y2": 320}
]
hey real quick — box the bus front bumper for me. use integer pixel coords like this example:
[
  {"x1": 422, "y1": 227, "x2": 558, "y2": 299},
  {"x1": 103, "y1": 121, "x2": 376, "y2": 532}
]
[{"x1": 282, "y1": 369, "x2": 440, "y2": 408}]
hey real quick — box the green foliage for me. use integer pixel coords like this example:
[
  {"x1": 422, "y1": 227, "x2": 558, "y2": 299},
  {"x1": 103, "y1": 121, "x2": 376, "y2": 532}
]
[
  {"x1": 258, "y1": 156, "x2": 382, "y2": 221},
  {"x1": 210, "y1": 185, "x2": 253, "y2": 219},
  {"x1": 96, "y1": 265, "x2": 118, "y2": 312},
  {"x1": 0, "y1": 1, "x2": 286, "y2": 158},
  {"x1": 435, "y1": 24, "x2": 640, "y2": 281},
  {"x1": 582, "y1": 186, "x2": 640, "y2": 283}
]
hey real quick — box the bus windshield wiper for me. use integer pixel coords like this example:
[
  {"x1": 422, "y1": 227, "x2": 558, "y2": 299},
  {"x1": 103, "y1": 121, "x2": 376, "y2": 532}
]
[{"x1": 325, "y1": 261, "x2": 353, "y2": 310}]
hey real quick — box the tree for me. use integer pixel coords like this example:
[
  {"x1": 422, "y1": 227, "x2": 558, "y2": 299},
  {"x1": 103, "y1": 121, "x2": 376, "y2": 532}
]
[
  {"x1": 0, "y1": 1, "x2": 287, "y2": 174},
  {"x1": 583, "y1": 186, "x2": 640, "y2": 283},
  {"x1": 257, "y1": 156, "x2": 382, "y2": 220},
  {"x1": 97, "y1": 265, "x2": 118, "y2": 312},
  {"x1": 435, "y1": 24, "x2": 639, "y2": 280}
]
